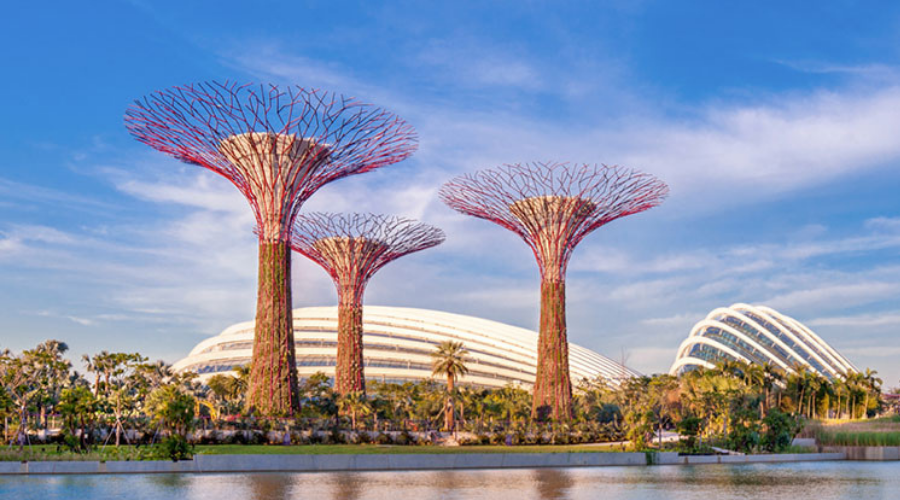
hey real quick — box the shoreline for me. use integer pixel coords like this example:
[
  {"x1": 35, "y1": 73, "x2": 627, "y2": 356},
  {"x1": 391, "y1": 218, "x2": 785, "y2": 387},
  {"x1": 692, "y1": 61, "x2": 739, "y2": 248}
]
[{"x1": 0, "y1": 450, "x2": 855, "y2": 475}]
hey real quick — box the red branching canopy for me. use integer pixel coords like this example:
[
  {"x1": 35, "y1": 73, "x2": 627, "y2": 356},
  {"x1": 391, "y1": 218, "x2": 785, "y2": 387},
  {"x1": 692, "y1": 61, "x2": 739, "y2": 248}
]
[
  {"x1": 439, "y1": 162, "x2": 668, "y2": 281},
  {"x1": 125, "y1": 82, "x2": 418, "y2": 242},
  {"x1": 290, "y1": 213, "x2": 445, "y2": 297}
]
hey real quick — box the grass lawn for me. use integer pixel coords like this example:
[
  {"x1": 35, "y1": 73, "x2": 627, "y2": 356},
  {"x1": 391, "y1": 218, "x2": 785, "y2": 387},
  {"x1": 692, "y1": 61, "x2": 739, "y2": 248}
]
[
  {"x1": 0, "y1": 443, "x2": 625, "y2": 461},
  {"x1": 812, "y1": 415, "x2": 900, "y2": 447},
  {"x1": 193, "y1": 444, "x2": 624, "y2": 455}
]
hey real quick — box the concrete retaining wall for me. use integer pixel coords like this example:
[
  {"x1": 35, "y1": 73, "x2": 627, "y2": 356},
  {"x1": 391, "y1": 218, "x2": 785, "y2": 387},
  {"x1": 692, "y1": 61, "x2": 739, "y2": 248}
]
[
  {"x1": 657, "y1": 452, "x2": 845, "y2": 465},
  {"x1": 0, "y1": 451, "x2": 849, "y2": 475},
  {"x1": 821, "y1": 446, "x2": 900, "y2": 461}
]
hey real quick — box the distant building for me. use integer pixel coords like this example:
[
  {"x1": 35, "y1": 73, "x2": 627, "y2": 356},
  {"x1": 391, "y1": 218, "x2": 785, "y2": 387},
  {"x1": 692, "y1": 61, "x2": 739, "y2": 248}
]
[
  {"x1": 670, "y1": 303, "x2": 856, "y2": 379},
  {"x1": 174, "y1": 306, "x2": 640, "y2": 388}
]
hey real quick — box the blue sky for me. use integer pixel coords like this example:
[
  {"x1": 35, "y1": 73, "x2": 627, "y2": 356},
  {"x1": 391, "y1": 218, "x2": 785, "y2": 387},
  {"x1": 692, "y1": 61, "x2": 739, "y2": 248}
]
[{"x1": 2, "y1": 1, "x2": 900, "y2": 386}]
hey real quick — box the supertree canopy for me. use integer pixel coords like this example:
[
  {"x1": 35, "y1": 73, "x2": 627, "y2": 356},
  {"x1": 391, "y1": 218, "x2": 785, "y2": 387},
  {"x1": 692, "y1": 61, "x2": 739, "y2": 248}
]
[
  {"x1": 440, "y1": 162, "x2": 667, "y2": 421},
  {"x1": 125, "y1": 82, "x2": 417, "y2": 415},
  {"x1": 290, "y1": 213, "x2": 445, "y2": 394}
]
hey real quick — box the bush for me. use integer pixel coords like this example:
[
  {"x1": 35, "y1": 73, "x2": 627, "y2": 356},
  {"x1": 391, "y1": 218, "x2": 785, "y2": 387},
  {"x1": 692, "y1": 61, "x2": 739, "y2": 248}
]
[
  {"x1": 728, "y1": 408, "x2": 761, "y2": 454},
  {"x1": 393, "y1": 431, "x2": 411, "y2": 445},
  {"x1": 155, "y1": 435, "x2": 193, "y2": 462},
  {"x1": 761, "y1": 409, "x2": 800, "y2": 453},
  {"x1": 677, "y1": 415, "x2": 702, "y2": 450}
]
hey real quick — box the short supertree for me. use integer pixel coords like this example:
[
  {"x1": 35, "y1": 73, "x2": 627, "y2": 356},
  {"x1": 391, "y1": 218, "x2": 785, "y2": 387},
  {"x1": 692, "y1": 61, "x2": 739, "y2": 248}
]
[
  {"x1": 290, "y1": 213, "x2": 444, "y2": 395},
  {"x1": 125, "y1": 82, "x2": 417, "y2": 415},
  {"x1": 439, "y1": 162, "x2": 667, "y2": 421}
]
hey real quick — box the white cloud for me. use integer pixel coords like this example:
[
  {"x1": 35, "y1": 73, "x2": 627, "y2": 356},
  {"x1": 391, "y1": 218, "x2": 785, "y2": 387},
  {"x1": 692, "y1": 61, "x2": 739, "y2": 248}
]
[
  {"x1": 8, "y1": 42, "x2": 900, "y2": 385},
  {"x1": 767, "y1": 282, "x2": 900, "y2": 311},
  {"x1": 808, "y1": 312, "x2": 900, "y2": 328},
  {"x1": 415, "y1": 39, "x2": 544, "y2": 91},
  {"x1": 641, "y1": 312, "x2": 705, "y2": 329}
]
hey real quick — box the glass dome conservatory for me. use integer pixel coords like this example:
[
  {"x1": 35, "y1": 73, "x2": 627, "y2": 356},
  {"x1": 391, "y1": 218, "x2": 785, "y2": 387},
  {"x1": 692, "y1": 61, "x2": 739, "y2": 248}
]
[
  {"x1": 670, "y1": 303, "x2": 856, "y2": 379},
  {"x1": 174, "y1": 306, "x2": 640, "y2": 388}
]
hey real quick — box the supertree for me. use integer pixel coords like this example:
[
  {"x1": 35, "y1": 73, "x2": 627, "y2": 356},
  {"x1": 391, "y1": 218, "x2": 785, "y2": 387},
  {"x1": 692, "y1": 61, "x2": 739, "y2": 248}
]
[
  {"x1": 439, "y1": 162, "x2": 667, "y2": 421},
  {"x1": 125, "y1": 82, "x2": 417, "y2": 415},
  {"x1": 290, "y1": 213, "x2": 445, "y2": 394}
]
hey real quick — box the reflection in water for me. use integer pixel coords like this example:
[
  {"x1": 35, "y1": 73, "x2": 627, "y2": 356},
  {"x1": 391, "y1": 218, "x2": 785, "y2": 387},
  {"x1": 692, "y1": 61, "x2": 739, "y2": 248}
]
[
  {"x1": 3, "y1": 462, "x2": 900, "y2": 500},
  {"x1": 329, "y1": 472, "x2": 363, "y2": 500},
  {"x1": 434, "y1": 470, "x2": 462, "y2": 499},
  {"x1": 533, "y1": 468, "x2": 572, "y2": 500},
  {"x1": 248, "y1": 473, "x2": 293, "y2": 500},
  {"x1": 147, "y1": 473, "x2": 190, "y2": 490}
]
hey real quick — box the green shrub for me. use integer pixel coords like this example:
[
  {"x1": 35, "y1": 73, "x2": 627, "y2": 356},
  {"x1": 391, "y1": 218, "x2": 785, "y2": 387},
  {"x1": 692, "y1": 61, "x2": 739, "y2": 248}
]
[
  {"x1": 728, "y1": 408, "x2": 761, "y2": 453},
  {"x1": 761, "y1": 409, "x2": 800, "y2": 453},
  {"x1": 677, "y1": 415, "x2": 702, "y2": 450},
  {"x1": 155, "y1": 435, "x2": 193, "y2": 462}
]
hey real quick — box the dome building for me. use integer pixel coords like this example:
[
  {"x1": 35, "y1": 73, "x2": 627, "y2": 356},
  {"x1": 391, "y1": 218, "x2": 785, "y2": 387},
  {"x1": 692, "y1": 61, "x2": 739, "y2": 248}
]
[
  {"x1": 670, "y1": 303, "x2": 856, "y2": 379},
  {"x1": 174, "y1": 306, "x2": 639, "y2": 388}
]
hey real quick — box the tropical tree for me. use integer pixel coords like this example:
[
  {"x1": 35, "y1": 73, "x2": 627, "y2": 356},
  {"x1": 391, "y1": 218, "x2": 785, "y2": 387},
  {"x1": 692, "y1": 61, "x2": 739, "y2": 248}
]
[
  {"x1": 96, "y1": 353, "x2": 148, "y2": 446},
  {"x1": 58, "y1": 385, "x2": 101, "y2": 451},
  {"x1": 487, "y1": 384, "x2": 531, "y2": 425},
  {"x1": 298, "y1": 372, "x2": 337, "y2": 419},
  {"x1": 31, "y1": 340, "x2": 72, "y2": 429},
  {"x1": 430, "y1": 341, "x2": 469, "y2": 431},
  {"x1": 337, "y1": 391, "x2": 372, "y2": 430},
  {"x1": 648, "y1": 374, "x2": 680, "y2": 448},
  {"x1": 146, "y1": 385, "x2": 195, "y2": 437},
  {"x1": 0, "y1": 347, "x2": 44, "y2": 449},
  {"x1": 861, "y1": 368, "x2": 882, "y2": 419}
]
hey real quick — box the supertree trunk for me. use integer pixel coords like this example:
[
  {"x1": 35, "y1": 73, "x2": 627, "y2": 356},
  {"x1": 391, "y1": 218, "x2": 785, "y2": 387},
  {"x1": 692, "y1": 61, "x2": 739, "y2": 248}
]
[
  {"x1": 247, "y1": 241, "x2": 300, "y2": 415},
  {"x1": 125, "y1": 83, "x2": 418, "y2": 417},
  {"x1": 532, "y1": 278, "x2": 572, "y2": 421},
  {"x1": 439, "y1": 163, "x2": 668, "y2": 423},
  {"x1": 335, "y1": 285, "x2": 365, "y2": 395},
  {"x1": 290, "y1": 213, "x2": 445, "y2": 398}
]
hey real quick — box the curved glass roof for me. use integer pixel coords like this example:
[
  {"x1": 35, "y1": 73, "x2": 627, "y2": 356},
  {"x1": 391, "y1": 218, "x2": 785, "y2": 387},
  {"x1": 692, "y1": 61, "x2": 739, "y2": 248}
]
[
  {"x1": 670, "y1": 303, "x2": 857, "y2": 379},
  {"x1": 174, "y1": 305, "x2": 640, "y2": 389}
]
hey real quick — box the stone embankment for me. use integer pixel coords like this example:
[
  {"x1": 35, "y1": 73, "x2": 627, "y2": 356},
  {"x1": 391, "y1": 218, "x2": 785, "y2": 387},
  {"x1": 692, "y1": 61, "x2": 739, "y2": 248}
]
[
  {"x1": 0, "y1": 451, "x2": 848, "y2": 475},
  {"x1": 820, "y1": 446, "x2": 900, "y2": 460}
]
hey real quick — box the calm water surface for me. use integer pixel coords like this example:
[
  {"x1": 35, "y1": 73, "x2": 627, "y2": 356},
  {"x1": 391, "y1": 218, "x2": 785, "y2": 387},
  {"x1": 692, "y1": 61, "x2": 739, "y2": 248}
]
[{"x1": 2, "y1": 462, "x2": 899, "y2": 500}]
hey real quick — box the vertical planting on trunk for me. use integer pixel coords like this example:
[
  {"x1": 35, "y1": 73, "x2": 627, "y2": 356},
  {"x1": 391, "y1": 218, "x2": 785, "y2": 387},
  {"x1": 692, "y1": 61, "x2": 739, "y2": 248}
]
[
  {"x1": 440, "y1": 162, "x2": 668, "y2": 423},
  {"x1": 125, "y1": 82, "x2": 418, "y2": 417},
  {"x1": 533, "y1": 279, "x2": 572, "y2": 420},
  {"x1": 336, "y1": 285, "x2": 365, "y2": 394},
  {"x1": 247, "y1": 241, "x2": 300, "y2": 415},
  {"x1": 290, "y1": 213, "x2": 445, "y2": 398}
]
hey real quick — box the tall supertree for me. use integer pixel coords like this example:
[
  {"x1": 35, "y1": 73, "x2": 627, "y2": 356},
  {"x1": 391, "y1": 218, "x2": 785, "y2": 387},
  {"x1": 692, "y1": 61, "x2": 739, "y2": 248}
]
[
  {"x1": 440, "y1": 162, "x2": 667, "y2": 421},
  {"x1": 290, "y1": 213, "x2": 444, "y2": 394},
  {"x1": 124, "y1": 82, "x2": 417, "y2": 415}
]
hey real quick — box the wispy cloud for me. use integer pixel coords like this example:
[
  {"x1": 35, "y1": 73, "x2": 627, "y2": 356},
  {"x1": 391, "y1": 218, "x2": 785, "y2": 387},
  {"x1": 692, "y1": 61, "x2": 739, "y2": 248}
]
[
  {"x1": 415, "y1": 39, "x2": 545, "y2": 91},
  {"x1": 0, "y1": 176, "x2": 115, "y2": 212}
]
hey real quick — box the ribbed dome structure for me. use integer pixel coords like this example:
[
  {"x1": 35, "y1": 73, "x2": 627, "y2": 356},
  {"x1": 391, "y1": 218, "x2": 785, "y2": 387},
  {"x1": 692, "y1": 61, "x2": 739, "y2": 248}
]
[
  {"x1": 670, "y1": 303, "x2": 857, "y2": 379},
  {"x1": 174, "y1": 306, "x2": 639, "y2": 388}
]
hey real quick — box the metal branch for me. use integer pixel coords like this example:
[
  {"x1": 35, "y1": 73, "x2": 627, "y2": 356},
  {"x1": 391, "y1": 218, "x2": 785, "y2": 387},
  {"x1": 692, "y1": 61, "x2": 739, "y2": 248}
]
[
  {"x1": 124, "y1": 81, "x2": 418, "y2": 416},
  {"x1": 290, "y1": 212, "x2": 444, "y2": 394},
  {"x1": 125, "y1": 81, "x2": 418, "y2": 243},
  {"x1": 291, "y1": 212, "x2": 445, "y2": 300},
  {"x1": 439, "y1": 161, "x2": 668, "y2": 281},
  {"x1": 439, "y1": 161, "x2": 667, "y2": 421}
]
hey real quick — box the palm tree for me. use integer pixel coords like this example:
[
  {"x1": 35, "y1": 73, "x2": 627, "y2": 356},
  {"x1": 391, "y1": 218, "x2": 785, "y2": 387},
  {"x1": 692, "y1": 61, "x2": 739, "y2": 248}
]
[
  {"x1": 760, "y1": 362, "x2": 784, "y2": 417},
  {"x1": 861, "y1": 368, "x2": 882, "y2": 419},
  {"x1": 832, "y1": 378, "x2": 845, "y2": 419},
  {"x1": 430, "y1": 341, "x2": 469, "y2": 431},
  {"x1": 845, "y1": 372, "x2": 864, "y2": 419},
  {"x1": 337, "y1": 391, "x2": 371, "y2": 430},
  {"x1": 82, "y1": 352, "x2": 103, "y2": 397}
]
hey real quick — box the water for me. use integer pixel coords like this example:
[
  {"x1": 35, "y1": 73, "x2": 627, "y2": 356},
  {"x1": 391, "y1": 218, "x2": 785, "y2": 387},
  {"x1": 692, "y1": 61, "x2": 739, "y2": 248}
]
[{"x1": 1, "y1": 462, "x2": 899, "y2": 500}]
